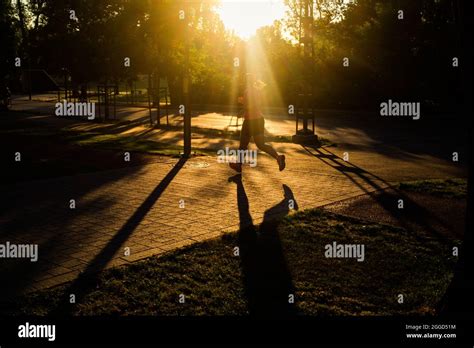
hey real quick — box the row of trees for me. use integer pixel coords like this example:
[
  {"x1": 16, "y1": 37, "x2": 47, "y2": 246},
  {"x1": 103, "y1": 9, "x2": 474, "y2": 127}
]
[{"x1": 1, "y1": 0, "x2": 464, "y2": 110}]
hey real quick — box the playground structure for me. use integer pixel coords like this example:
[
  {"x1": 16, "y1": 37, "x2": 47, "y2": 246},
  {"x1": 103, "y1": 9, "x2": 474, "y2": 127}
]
[
  {"x1": 125, "y1": 80, "x2": 140, "y2": 105},
  {"x1": 17, "y1": 68, "x2": 174, "y2": 126},
  {"x1": 229, "y1": 108, "x2": 243, "y2": 128},
  {"x1": 96, "y1": 83, "x2": 118, "y2": 120},
  {"x1": 18, "y1": 69, "x2": 62, "y2": 102},
  {"x1": 147, "y1": 74, "x2": 170, "y2": 127},
  {"x1": 58, "y1": 68, "x2": 70, "y2": 102},
  {"x1": 294, "y1": 92, "x2": 315, "y2": 137},
  {"x1": 18, "y1": 68, "x2": 92, "y2": 104},
  {"x1": 56, "y1": 68, "x2": 89, "y2": 103},
  {"x1": 124, "y1": 77, "x2": 149, "y2": 106}
]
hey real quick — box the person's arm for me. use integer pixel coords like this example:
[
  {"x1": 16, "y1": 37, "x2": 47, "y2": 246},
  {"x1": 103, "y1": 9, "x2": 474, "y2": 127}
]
[
  {"x1": 239, "y1": 89, "x2": 249, "y2": 108},
  {"x1": 255, "y1": 88, "x2": 263, "y2": 109}
]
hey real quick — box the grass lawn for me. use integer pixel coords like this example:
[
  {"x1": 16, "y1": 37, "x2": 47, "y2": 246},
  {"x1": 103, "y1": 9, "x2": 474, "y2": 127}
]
[
  {"x1": 9, "y1": 207, "x2": 459, "y2": 316},
  {"x1": 61, "y1": 130, "x2": 212, "y2": 157},
  {"x1": 397, "y1": 178, "x2": 467, "y2": 198}
]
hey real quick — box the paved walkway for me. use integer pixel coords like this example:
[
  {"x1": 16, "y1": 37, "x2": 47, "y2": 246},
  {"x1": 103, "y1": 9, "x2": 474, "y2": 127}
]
[{"x1": 0, "y1": 99, "x2": 468, "y2": 297}]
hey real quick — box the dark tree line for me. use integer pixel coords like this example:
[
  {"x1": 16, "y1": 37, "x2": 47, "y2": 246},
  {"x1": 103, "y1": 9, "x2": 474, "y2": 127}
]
[{"x1": 0, "y1": 0, "x2": 464, "y2": 110}]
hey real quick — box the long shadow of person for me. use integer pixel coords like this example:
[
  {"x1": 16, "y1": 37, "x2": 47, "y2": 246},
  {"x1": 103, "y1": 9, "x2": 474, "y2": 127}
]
[
  {"x1": 228, "y1": 174, "x2": 298, "y2": 317},
  {"x1": 48, "y1": 157, "x2": 188, "y2": 316}
]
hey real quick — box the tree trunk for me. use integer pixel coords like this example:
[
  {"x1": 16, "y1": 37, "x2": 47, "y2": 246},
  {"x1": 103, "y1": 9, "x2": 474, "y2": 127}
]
[{"x1": 16, "y1": 0, "x2": 32, "y2": 99}]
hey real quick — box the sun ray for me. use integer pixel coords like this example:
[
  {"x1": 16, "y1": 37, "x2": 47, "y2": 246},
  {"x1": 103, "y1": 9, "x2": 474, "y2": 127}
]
[{"x1": 245, "y1": 34, "x2": 285, "y2": 109}]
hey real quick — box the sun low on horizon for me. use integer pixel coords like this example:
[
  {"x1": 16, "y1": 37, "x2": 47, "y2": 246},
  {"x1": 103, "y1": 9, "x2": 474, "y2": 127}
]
[{"x1": 215, "y1": 0, "x2": 287, "y2": 39}]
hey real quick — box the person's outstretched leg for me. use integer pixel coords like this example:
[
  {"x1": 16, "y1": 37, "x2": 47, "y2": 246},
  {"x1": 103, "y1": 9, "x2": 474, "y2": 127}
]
[
  {"x1": 254, "y1": 134, "x2": 285, "y2": 171},
  {"x1": 230, "y1": 119, "x2": 251, "y2": 172}
]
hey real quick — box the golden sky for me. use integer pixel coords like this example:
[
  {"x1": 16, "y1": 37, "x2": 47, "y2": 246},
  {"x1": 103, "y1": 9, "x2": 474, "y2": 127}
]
[{"x1": 216, "y1": 0, "x2": 286, "y2": 39}]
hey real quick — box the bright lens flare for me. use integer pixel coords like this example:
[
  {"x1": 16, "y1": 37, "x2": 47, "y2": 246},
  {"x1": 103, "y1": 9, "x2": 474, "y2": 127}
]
[{"x1": 216, "y1": 0, "x2": 286, "y2": 40}]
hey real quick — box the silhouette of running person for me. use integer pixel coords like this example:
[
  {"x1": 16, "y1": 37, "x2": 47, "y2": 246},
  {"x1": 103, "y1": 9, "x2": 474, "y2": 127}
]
[{"x1": 229, "y1": 73, "x2": 285, "y2": 173}]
